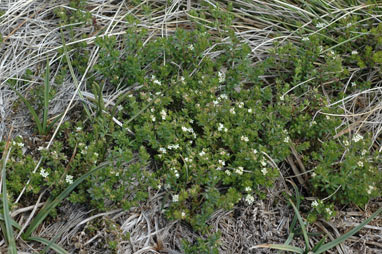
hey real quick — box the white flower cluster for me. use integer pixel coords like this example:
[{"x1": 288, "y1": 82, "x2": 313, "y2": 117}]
[
  {"x1": 40, "y1": 168, "x2": 49, "y2": 178},
  {"x1": 160, "y1": 110, "x2": 167, "y2": 120},
  {"x1": 245, "y1": 194, "x2": 255, "y2": 205},
  {"x1": 184, "y1": 157, "x2": 192, "y2": 163},
  {"x1": 311, "y1": 200, "x2": 319, "y2": 207},
  {"x1": 12, "y1": 140, "x2": 24, "y2": 148},
  {"x1": 241, "y1": 136, "x2": 249, "y2": 142},
  {"x1": 234, "y1": 166, "x2": 244, "y2": 175},
  {"x1": 168, "y1": 144, "x2": 180, "y2": 150},
  {"x1": 352, "y1": 133, "x2": 363, "y2": 143},
  {"x1": 172, "y1": 194, "x2": 179, "y2": 202},
  {"x1": 218, "y1": 71, "x2": 225, "y2": 83},
  {"x1": 159, "y1": 147, "x2": 167, "y2": 154},
  {"x1": 218, "y1": 123, "x2": 228, "y2": 132},
  {"x1": 171, "y1": 168, "x2": 180, "y2": 178},
  {"x1": 66, "y1": 175, "x2": 74, "y2": 184},
  {"x1": 261, "y1": 168, "x2": 268, "y2": 175},
  {"x1": 357, "y1": 161, "x2": 364, "y2": 167},
  {"x1": 151, "y1": 75, "x2": 161, "y2": 86},
  {"x1": 367, "y1": 185, "x2": 375, "y2": 195}
]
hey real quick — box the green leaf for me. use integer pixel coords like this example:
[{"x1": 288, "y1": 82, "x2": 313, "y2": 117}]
[
  {"x1": 12, "y1": 88, "x2": 43, "y2": 134},
  {"x1": 22, "y1": 161, "x2": 111, "y2": 238},
  {"x1": 42, "y1": 59, "x2": 50, "y2": 134},
  {"x1": 251, "y1": 243, "x2": 304, "y2": 253},
  {"x1": 28, "y1": 236, "x2": 68, "y2": 254},
  {"x1": 314, "y1": 207, "x2": 382, "y2": 254},
  {"x1": 0, "y1": 213, "x2": 21, "y2": 230},
  {"x1": 288, "y1": 199, "x2": 310, "y2": 251},
  {"x1": 2, "y1": 146, "x2": 17, "y2": 253}
]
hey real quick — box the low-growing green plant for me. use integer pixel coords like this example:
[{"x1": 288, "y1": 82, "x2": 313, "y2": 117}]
[{"x1": 0, "y1": 136, "x2": 118, "y2": 253}]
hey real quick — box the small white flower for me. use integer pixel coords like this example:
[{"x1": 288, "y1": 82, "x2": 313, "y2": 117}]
[
  {"x1": 241, "y1": 136, "x2": 249, "y2": 142},
  {"x1": 234, "y1": 167, "x2": 244, "y2": 175},
  {"x1": 181, "y1": 211, "x2": 186, "y2": 218},
  {"x1": 218, "y1": 123, "x2": 225, "y2": 132},
  {"x1": 230, "y1": 108, "x2": 236, "y2": 114},
  {"x1": 151, "y1": 115, "x2": 156, "y2": 122},
  {"x1": 225, "y1": 170, "x2": 231, "y2": 176},
  {"x1": 343, "y1": 140, "x2": 350, "y2": 146},
  {"x1": 302, "y1": 37, "x2": 309, "y2": 41},
  {"x1": 245, "y1": 194, "x2": 255, "y2": 205},
  {"x1": 284, "y1": 136, "x2": 290, "y2": 143},
  {"x1": 160, "y1": 109, "x2": 167, "y2": 120},
  {"x1": 248, "y1": 108, "x2": 253, "y2": 113},
  {"x1": 76, "y1": 126, "x2": 82, "y2": 131},
  {"x1": 352, "y1": 133, "x2": 363, "y2": 143},
  {"x1": 220, "y1": 94, "x2": 228, "y2": 100},
  {"x1": 216, "y1": 167, "x2": 222, "y2": 171},
  {"x1": 311, "y1": 200, "x2": 319, "y2": 208},
  {"x1": 361, "y1": 149, "x2": 367, "y2": 156},
  {"x1": 280, "y1": 96, "x2": 284, "y2": 101},
  {"x1": 316, "y1": 23, "x2": 325, "y2": 28},
  {"x1": 40, "y1": 168, "x2": 49, "y2": 178},
  {"x1": 172, "y1": 195, "x2": 179, "y2": 202},
  {"x1": 367, "y1": 185, "x2": 375, "y2": 195},
  {"x1": 357, "y1": 161, "x2": 364, "y2": 167},
  {"x1": 218, "y1": 71, "x2": 225, "y2": 83},
  {"x1": 351, "y1": 82, "x2": 356, "y2": 87},
  {"x1": 312, "y1": 172, "x2": 317, "y2": 177},
  {"x1": 261, "y1": 168, "x2": 268, "y2": 175},
  {"x1": 153, "y1": 79, "x2": 161, "y2": 86},
  {"x1": 199, "y1": 151, "x2": 206, "y2": 157},
  {"x1": 188, "y1": 44, "x2": 194, "y2": 51},
  {"x1": 213, "y1": 100, "x2": 219, "y2": 106},
  {"x1": 253, "y1": 149, "x2": 258, "y2": 154},
  {"x1": 174, "y1": 171, "x2": 180, "y2": 178},
  {"x1": 65, "y1": 175, "x2": 74, "y2": 184},
  {"x1": 94, "y1": 152, "x2": 99, "y2": 158},
  {"x1": 218, "y1": 160, "x2": 225, "y2": 166},
  {"x1": 351, "y1": 50, "x2": 358, "y2": 55},
  {"x1": 245, "y1": 187, "x2": 252, "y2": 192},
  {"x1": 325, "y1": 208, "x2": 332, "y2": 215},
  {"x1": 182, "y1": 126, "x2": 188, "y2": 132},
  {"x1": 180, "y1": 76, "x2": 185, "y2": 84},
  {"x1": 159, "y1": 147, "x2": 167, "y2": 154},
  {"x1": 184, "y1": 157, "x2": 192, "y2": 163},
  {"x1": 326, "y1": 115, "x2": 330, "y2": 120},
  {"x1": 237, "y1": 102, "x2": 244, "y2": 108},
  {"x1": 260, "y1": 159, "x2": 267, "y2": 167},
  {"x1": 346, "y1": 22, "x2": 352, "y2": 28}
]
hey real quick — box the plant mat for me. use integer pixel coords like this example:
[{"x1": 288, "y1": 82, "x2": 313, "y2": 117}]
[{"x1": 1, "y1": 0, "x2": 382, "y2": 253}]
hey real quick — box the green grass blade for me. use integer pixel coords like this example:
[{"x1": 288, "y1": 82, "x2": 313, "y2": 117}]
[
  {"x1": 288, "y1": 199, "x2": 310, "y2": 250},
  {"x1": 2, "y1": 147, "x2": 17, "y2": 253},
  {"x1": 12, "y1": 88, "x2": 43, "y2": 134},
  {"x1": 251, "y1": 244, "x2": 304, "y2": 253},
  {"x1": 315, "y1": 207, "x2": 382, "y2": 254},
  {"x1": 22, "y1": 161, "x2": 111, "y2": 238},
  {"x1": 28, "y1": 236, "x2": 68, "y2": 254},
  {"x1": 0, "y1": 213, "x2": 22, "y2": 230},
  {"x1": 42, "y1": 60, "x2": 50, "y2": 134},
  {"x1": 59, "y1": 28, "x2": 92, "y2": 120}
]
